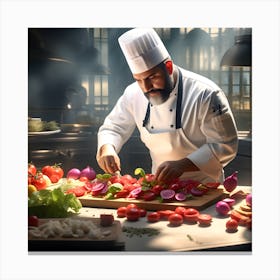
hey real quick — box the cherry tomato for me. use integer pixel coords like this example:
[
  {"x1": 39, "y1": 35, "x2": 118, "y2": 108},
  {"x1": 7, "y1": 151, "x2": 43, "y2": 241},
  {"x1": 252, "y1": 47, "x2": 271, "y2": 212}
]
[
  {"x1": 31, "y1": 172, "x2": 47, "y2": 190},
  {"x1": 42, "y1": 164, "x2": 64, "y2": 183},
  {"x1": 183, "y1": 208, "x2": 200, "y2": 223},
  {"x1": 175, "y1": 206, "x2": 187, "y2": 216},
  {"x1": 157, "y1": 210, "x2": 175, "y2": 220},
  {"x1": 139, "y1": 208, "x2": 147, "y2": 217},
  {"x1": 226, "y1": 218, "x2": 239, "y2": 232},
  {"x1": 126, "y1": 207, "x2": 140, "y2": 221},
  {"x1": 28, "y1": 163, "x2": 37, "y2": 176},
  {"x1": 168, "y1": 213, "x2": 183, "y2": 227},
  {"x1": 28, "y1": 215, "x2": 39, "y2": 227},
  {"x1": 197, "y1": 214, "x2": 212, "y2": 226},
  {"x1": 117, "y1": 206, "x2": 127, "y2": 218},
  {"x1": 147, "y1": 212, "x2": 160, "y2": 223},
  {"x1": 126, "y1": 203, "x2": 138, "y2": 210}
]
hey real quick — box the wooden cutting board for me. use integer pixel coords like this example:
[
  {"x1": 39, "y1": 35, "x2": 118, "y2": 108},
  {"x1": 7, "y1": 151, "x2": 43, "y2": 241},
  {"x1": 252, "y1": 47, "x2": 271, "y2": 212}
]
[
  {"x1": 28, "y1": 217, "x2": 124, "y2": 251},
  {"x1": 78, "y1": 188, "x2": 225, "y2": 211}
]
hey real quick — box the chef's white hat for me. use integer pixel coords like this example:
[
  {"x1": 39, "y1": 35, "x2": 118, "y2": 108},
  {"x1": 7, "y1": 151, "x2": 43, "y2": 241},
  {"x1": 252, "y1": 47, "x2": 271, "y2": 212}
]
[{"x1": 118, "y1": 28, "x2": 170, "y2": 74}]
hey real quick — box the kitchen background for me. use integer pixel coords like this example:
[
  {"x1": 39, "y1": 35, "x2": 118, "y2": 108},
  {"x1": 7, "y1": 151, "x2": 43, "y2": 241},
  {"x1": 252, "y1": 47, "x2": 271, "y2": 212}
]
[{"x1": 28, "y1": 28, "x2": 252, "y2": 185}]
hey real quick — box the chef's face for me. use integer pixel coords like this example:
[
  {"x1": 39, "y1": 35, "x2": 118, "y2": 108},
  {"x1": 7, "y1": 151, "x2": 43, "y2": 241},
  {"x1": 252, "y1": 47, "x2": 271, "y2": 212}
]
[{"x1": 133, "y1": 62, "x2": 173, "y2": 106}]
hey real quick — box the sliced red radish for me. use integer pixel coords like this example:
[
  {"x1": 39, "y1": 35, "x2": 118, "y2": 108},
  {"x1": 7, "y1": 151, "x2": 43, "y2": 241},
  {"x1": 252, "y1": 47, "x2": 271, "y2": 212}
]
[
  {"x1": 175, "y1": 192, "x2": 187, "y2": 201},
  {"x1": 160, "y1": 189, "x2": 175, "y2": 200}
]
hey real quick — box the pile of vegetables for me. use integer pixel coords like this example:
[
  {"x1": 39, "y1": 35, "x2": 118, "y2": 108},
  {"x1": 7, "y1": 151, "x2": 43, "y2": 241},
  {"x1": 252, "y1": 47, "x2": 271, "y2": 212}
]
[
  {"x1": 65, "y1": 167, "x2": 225, "y2": 203},
  {"x1": 28, "y1": 188, "x2": 82, "y2": 218}
]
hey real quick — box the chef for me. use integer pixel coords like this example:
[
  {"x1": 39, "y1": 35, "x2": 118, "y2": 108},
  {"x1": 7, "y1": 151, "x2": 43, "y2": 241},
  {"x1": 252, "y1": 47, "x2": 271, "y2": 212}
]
[{"x1": 96, "y1": 28, "x2": 238, "y2": 184}]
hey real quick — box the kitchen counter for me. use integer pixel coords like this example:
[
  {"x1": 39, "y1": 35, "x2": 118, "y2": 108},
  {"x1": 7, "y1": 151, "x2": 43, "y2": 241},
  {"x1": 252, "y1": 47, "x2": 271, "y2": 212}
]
[{"x1": 74, "y1": 186, "x2": 252, "y2": 252}]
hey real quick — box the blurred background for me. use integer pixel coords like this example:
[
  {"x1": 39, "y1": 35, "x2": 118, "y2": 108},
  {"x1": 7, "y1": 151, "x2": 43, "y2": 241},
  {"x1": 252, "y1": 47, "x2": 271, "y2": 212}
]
[{"x1": 28, "y1": 28, "x2": 252, "y2": 185}]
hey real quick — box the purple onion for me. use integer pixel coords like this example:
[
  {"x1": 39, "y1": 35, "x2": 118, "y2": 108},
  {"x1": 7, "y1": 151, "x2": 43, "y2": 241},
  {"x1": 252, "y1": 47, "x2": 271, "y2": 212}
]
[{"x1": 215, "y1": 201, "x2": 231, "y2": 216}]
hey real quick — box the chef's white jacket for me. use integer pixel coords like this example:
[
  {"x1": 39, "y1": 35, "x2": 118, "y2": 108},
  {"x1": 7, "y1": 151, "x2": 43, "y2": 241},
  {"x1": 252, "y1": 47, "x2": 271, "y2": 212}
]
[{"x1": 97, "y1": 66, "x2": 238, "y2": 183}]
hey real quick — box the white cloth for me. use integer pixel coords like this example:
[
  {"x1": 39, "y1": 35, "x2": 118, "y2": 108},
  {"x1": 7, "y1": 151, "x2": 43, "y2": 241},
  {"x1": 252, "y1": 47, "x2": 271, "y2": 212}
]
[{"x1": 97, "y1": 66, "x2": 238, "y2": 183}]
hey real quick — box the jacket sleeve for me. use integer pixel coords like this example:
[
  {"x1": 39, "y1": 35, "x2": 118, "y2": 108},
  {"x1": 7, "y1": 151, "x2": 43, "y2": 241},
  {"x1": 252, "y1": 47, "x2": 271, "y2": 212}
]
[
  {"x1": 96, "y1": 91, "x2": 137, "y2": 156},
  {"x1": 187, "y1": 90, "x2": 239, "y2": 181}
]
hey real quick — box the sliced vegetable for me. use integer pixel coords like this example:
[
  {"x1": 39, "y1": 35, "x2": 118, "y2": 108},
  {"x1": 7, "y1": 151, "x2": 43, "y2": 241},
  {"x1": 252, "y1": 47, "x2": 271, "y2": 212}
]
[
  {"x1": 197, "y1": 214, "x2": 212, "y2": 226},
  {"x1": 190, "y1": 186, "x2": 204, "y2": 196},
  {"x1": 183, "y1": 208, "x2": 200, "y2": 223},
  {"x1": 175, "y1": 192, "x2": 187, "y2": 201},
  {"x1": 160, "y1": 189, "x2": 175, "y2": 200}
]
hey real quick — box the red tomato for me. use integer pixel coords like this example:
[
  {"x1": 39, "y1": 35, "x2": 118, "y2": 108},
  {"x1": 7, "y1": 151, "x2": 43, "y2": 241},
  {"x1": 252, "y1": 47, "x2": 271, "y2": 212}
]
[
  {"x1": 175, "y1": 206, "x2": 187, "y2": 216},
  {"x1": 183, "y1": 208, "x2": 200, "y2": 223},
  {"x1": 226, "y1": 219, "x2": 239, "y2": 232},
  {"x1": 126, "y1": 203, "x2": 138, "y2": 210},
  {"x1": 126, "y1": 207, "x2": 140, "y2": 221},
  {"x1": 147, "y1": 212, "x2": 160, "y2": 223},
  {"x1": 28, "y1": 163, "x2": 37, "y2": 176},
  {"x1": 157, "y1": 210, "x2": 175, "y2": 220},
  {"x1": 42, "y1": 164, "x2": 64, "y2": 183},
  {"x1": 138, "y1": 208, "x2": 147, "y2": 217},
  {"x1": 28, "y1": 215, "x2": 39, "y2": 227},
  {"x1": 197, "y1": 214, "x2": 212, "y2": 226},
  {"x1": 117, "y1": 206, "x2": 127, "y2": 218},
  {"x1": 28, "y1": 163, "x2": 37, "y2": 184},
  {"x1": 168, "y1": 213, "x2": 183, "y2": 227},
  {"x1": 31, "y1": 172, "x2": 47, "y2": 190}
]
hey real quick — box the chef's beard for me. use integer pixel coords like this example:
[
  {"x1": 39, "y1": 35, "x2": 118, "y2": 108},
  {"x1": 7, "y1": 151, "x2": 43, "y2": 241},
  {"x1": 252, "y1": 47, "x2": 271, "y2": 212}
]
[
  {"x1": 143, "y1": 77, "x2": 173, "y2": 106},
  {"x1": 144, "y1": 89, "x2": 170, "y2": 105}
]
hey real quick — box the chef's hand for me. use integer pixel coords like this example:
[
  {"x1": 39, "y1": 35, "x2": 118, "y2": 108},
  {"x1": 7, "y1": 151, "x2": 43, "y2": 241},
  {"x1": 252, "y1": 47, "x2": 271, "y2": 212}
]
[
  {"x1": 97, "y1": 144, "x2": 121, "y2": 174},
  {"x1": 154, "y1": 158, "x2": 199, "y2": 183}
]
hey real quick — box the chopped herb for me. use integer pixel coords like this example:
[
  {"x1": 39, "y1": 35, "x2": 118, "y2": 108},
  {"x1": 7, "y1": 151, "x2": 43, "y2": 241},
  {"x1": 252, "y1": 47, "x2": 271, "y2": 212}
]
[{"x1": 122, "y1": 226, "x2": 160, "y2": 238}]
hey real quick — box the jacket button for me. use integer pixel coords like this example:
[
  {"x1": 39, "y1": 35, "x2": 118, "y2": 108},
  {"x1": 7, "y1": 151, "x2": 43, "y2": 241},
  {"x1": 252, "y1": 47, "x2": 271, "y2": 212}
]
[
  {"x1": 169, "y1": 109, "x2": 173, "y2": 112},
  {"x1": 151, "y1": 126, "x2": 154, "y2": 129},
  {"x1": 170, "y1": 124, "x2": 174, "y2": 128}
]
